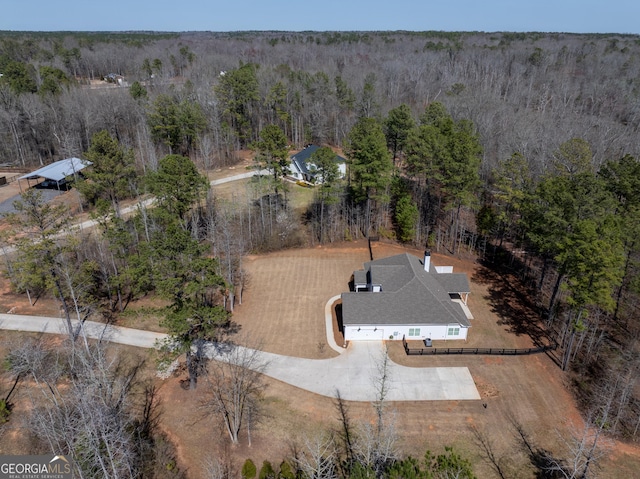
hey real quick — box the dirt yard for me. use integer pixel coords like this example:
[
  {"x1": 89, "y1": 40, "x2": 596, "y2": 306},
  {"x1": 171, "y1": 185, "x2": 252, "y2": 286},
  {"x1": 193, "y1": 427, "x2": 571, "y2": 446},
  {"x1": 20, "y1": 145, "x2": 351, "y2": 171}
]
[
  {"x1": 153, "y1": 240, "x2": 640, "y2": 478},
  {"x1": 1, "y1": 228, "x2": 639, "y2": 477}
]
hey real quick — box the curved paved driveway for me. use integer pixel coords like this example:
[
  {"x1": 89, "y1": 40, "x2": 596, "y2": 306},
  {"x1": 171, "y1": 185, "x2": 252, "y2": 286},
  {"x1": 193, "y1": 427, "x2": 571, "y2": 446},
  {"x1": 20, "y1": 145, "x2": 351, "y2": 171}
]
[
  {"x1": 0, "y1": 170, "x2": 481, "y2": 401},
  {"x1": 0, "y1": 313, "x2": 479, "y2": 402}
]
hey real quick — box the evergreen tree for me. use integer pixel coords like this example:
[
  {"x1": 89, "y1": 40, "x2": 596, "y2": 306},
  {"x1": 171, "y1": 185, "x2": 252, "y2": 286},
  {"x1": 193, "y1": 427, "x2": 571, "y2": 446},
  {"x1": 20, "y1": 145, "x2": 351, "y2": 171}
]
[
  {"x1": 384, "y1": 104, "x2": 415, "y2": 164},
  {"x1": 599, "y1": 154, "x2": 640, "y2": 321},
  {"x1": 0, "y1": 60, "x2": 37, "y2": 94},
  {"x1": 215, "y1": 63, "x2": 260, "y2": 147},
  {"x1": 344, "y1": 117, "x2": 392, "y2": 236},
  {"x1": 146, "y1": 154, "x2": 228, "y2": 389},
  {"x1": 394, "y1": 193, "x2": 419, "y2": 243},
  {"x1": 491, "y1": 152, "x2": 532, "y2": 245},
  {"x1": 524, "y1": 171, "x2": 624, "y2": 330},
  {"x1": 242, "y1": 459, "x2": 257, "y2": 479},
  {"x1": 6, "y1": 190, "x2": 78, "y2": 339},
  {"x1": 80, "y1": 130, "x2": 137, "y2": 217},
  {"x1": 407, "y1": 102, "x2": 481, "y2": 251},
  {"x1": 309, "y1": 147, "x2": 342, "y2": 243},
  {"x1": 345, "y1": 117, "x2": 391, "y2": 197},
  {"x1": 148, "y1": 95, "x2": 207, "y2": 156},
  {"x1": 145, "y1": 154, "x2": 208, "y2": 223},
  {"x1": 253, "y1": 124, "x2": 289, "y2": 193}
]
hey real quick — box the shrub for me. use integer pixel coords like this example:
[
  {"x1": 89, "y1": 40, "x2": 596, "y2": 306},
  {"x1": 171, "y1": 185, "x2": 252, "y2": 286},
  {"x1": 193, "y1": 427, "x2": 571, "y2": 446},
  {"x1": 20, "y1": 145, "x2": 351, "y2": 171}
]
[
  {"x1": 242, "y1": 459, "x2": 257, "y2": 479},
  {"x1": 259, "y1": 461, "x2": 275, "y2": 479},
  {"x1": 0, "y1": 399, "x2": 11, "y2": 423}
]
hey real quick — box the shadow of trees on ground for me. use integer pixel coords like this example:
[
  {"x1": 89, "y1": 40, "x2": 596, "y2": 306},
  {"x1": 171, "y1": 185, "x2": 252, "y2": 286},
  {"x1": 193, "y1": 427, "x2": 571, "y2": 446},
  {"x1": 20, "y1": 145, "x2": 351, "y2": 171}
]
[{"x1": 472, "y1": 257, "x2": 552, "y2": 350}]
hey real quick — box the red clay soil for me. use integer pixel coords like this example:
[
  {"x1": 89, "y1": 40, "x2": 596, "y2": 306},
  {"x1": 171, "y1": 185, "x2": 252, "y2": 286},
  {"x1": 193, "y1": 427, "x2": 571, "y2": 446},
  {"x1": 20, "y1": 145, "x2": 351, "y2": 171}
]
[
  {"x1": 1, "y1": 237, "x2": 639, "y2": 478},
  {"x1": 156, "y1": 241, "x2": 640, "y2": 478}
]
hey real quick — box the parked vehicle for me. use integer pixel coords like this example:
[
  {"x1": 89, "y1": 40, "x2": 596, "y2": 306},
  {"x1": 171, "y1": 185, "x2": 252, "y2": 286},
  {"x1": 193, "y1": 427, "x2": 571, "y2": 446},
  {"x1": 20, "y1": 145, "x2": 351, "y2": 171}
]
[{"x1": 36, "y1": 178, "x2": 69, "y2": 190}]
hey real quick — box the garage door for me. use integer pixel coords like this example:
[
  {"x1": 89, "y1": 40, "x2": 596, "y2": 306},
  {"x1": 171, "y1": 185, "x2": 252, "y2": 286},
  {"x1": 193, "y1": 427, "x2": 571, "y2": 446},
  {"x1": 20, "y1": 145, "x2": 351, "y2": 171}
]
[{"x1": 347, "y1": 328, "x2": 385, "y2": 340}]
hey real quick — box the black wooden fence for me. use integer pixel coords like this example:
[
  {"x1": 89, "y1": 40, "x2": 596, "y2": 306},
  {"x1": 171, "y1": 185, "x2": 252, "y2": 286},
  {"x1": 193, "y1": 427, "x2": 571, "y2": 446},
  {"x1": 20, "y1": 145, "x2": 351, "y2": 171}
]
[{"x1": 402, "y1": 336, "x2": 557, "y2": 356}]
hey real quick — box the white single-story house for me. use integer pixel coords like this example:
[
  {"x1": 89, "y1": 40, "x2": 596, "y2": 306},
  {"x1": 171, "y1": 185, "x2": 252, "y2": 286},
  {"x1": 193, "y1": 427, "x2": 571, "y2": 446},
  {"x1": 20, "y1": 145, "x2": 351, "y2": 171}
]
[
  {"x1": 340, "y1": 251, "x2": 472, "y2": 342},
  {"x1": 288, "y1": 145, "x2": 346, "y2": 184}
]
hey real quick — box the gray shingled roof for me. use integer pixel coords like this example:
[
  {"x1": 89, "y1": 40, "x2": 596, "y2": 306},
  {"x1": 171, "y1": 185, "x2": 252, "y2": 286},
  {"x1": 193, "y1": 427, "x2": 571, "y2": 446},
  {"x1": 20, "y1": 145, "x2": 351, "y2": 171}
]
[
  {"x1": 342, "y1": 253, "x2": 471, "y2": 327},
  {"x1": 433, "y1": 273, "x2": 471, "y2": 294},
  {"x1": 353, "y1": 270, "x2": 367, "y2": 285},
  {"x1": 290, "y1": 145, "x2": 346, "y2": 177}
]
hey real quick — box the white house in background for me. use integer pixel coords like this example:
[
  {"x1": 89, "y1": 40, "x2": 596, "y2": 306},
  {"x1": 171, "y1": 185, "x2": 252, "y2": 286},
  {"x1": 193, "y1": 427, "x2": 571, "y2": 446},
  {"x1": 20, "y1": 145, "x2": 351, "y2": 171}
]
[
  {"x1": 340, "y1": 251, "x2": 472, "y2": 342},
  {"x1": 288, "y1": 145, "x2": 346, "y2": 184}
]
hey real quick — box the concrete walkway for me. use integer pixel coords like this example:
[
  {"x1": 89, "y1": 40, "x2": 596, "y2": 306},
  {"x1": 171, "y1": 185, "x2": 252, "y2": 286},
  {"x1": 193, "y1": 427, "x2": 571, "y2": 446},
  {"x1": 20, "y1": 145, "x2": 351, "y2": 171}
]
[
  {"x1": 0, "y1": 313, "x2": 480, "y2": 402},
  {"x1": 0, "y1": 314, "x2": 167, "y2": 348},
  {"x1": 210, "y1": 169, "x2": 270, "y2": 185}
]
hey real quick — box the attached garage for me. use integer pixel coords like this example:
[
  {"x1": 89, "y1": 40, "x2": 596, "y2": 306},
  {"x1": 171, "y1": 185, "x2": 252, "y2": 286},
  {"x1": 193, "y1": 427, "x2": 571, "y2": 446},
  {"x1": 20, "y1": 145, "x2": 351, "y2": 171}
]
[{"x1": 345, "y1": 327, "x2": 385, "y2": 341}]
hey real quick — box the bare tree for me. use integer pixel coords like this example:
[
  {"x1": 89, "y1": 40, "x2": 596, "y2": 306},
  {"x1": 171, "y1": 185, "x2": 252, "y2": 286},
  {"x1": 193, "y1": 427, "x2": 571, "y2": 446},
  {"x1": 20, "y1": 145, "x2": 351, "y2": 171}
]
[
  {"x1": 371, "y1": 344, "x2": 393, "y2": 435},
  {"x1": 352, "y1": 416, "x2": 399, "y2": 478},
  {"x1": 201, "y1": 342, "x2": 268, "y2": 444},
  {"x1": 294, "y1": 432, "x2": 338, "y2": 479},
  {"x1": 7, "y1": 338, "x2": 148, "y2": 478},
  {"x1": 203, "y1": 457, "x2": 233, "y2": 479},
  {"x1": 542, "y1": 419, "x2": 612, "y2": 479},
  {"x1": 347, "y1": 344, "x2": 399, "y2": 478}
]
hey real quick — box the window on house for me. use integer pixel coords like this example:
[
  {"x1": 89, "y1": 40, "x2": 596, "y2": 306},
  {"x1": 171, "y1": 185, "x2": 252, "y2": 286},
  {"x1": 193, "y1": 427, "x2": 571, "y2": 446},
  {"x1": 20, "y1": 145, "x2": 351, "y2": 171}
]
[
  {"x1": 409, "y1": 328, "x2": 420, "y2": 337},
  {"x1": 447, "y1": 327, "x2": 460, "y2": 336}
]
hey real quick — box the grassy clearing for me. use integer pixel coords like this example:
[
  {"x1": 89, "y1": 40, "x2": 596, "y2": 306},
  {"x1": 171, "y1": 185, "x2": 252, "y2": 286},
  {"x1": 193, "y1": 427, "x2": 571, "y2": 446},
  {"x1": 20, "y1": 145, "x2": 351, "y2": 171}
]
[
  {"x1": 286, "y1": 182, "x2": 316, "y2": 211},
  {"x1": 116, "y1": 299, "x2": 171, "y2": 332},
  {"x1": 211, "y1": 176, "x2": 317, "y2": 213}
]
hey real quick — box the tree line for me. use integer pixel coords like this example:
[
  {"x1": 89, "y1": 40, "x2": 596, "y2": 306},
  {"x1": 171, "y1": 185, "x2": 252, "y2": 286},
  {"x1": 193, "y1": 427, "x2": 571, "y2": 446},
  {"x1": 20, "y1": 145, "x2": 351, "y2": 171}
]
[{"x1": 1, "y1": 31, "x2": 640, "y2": 171}]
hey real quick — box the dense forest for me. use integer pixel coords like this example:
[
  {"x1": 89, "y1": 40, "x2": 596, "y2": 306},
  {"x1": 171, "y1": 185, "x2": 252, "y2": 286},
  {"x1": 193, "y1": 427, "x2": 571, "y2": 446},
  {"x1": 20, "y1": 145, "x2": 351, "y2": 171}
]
[{"x1": 2, "y1": 30, "x2": 640, "y2": 478}]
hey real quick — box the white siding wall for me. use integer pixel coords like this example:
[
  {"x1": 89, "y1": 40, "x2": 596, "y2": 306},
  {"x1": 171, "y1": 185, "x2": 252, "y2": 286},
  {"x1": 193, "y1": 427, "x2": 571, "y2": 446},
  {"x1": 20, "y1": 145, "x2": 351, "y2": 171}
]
[
  {"x1": 345, "y1": 324, "x2": 468, "y2": 341},
  {"x1": 345, "y1": 328, "x2": 385, "y2": 340},
  {"x1": 434, "y1": 265, "x2": 454, "y2": 273},
  {"x1": 289, "y1": 162, "x2": 303, "y2": 180}
]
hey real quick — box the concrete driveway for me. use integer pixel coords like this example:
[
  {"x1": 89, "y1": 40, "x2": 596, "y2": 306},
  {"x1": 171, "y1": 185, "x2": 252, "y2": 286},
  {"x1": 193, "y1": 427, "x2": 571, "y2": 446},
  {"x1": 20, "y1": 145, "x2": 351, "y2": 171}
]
[
  {"x1": 242, "y1": 341, "x2": 480, "y2": 401},
  {"x1": 0, "y1": 313, "x2": 480, "y2": 402}
]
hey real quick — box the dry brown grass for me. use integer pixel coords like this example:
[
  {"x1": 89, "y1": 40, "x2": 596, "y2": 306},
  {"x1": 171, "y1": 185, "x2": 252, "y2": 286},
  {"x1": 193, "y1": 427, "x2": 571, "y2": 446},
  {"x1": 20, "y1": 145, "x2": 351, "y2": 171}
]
[
  {"x1": 163, "y1": 240, "x2": 638, "y2": 479},
  {"x1": 1, "y1": 239, "x2": 639, "y2": 478},
  {"x1": 233, "y1": 241, "x2": 370, "y2": 359}
]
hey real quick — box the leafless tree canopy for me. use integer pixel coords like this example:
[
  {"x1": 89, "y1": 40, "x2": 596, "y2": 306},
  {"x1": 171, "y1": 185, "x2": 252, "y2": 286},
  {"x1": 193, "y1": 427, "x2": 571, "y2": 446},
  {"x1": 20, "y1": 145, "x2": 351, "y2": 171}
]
[{"x1": 201, "y1": 342, "x2": 269, "y2": 445}]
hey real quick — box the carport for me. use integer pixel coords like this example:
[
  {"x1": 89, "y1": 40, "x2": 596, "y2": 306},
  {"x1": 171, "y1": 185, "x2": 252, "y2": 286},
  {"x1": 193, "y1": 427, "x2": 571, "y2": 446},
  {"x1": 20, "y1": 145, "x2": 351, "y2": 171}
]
[{"x1": 18, "y1": 157, "x2": 91, "y2": 191}]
